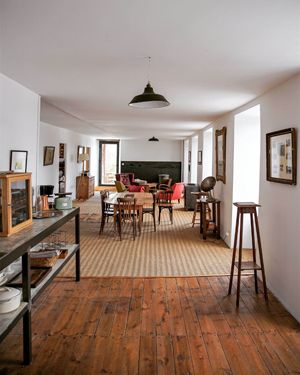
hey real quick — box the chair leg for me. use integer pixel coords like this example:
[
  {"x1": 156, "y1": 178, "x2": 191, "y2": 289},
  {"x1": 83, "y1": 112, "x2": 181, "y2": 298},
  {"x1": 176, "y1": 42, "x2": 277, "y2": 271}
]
[
  {"x1": 99, "y1": 215, "x2": 106, "y2": 235},
  {"x1": 153, "y1": 212, "x2": 156, "y2": 232},
  {"x1": 132, "y1": 216, "x2": 135, "y2": 240},
  {"x1": 158, "y1": 207, "x2": 161, "y2": 224},
  {"x1": 117, "y1": 214, "x2": 122, "y2": 241},
  {"x1": 170, "y1": 208, "x2": 173, "y2": 224},
  {"x1": 192, "y1": 206, "x2": 197, "y2": 227}
]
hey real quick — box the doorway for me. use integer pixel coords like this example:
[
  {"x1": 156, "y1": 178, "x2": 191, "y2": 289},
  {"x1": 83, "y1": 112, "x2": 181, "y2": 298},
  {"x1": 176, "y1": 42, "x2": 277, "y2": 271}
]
[
  {"x1": 99, "y1": 140, "x2": 119, "y2": 185},
  {"x1": 232, "y1": 105, "x2": 261, "y2": 247}
]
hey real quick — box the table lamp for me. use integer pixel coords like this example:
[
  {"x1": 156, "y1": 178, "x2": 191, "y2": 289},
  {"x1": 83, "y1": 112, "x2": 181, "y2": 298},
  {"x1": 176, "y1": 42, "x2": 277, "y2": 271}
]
[{"x1": 78, "y1": 153, "x2": 89, "y2": 175}]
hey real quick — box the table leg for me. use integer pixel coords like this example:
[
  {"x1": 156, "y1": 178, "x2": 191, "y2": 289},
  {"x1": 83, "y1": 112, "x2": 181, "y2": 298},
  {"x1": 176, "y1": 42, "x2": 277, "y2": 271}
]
[
  {"x1": 22, "y1": 251, "x2": 32, "y2": 365},
  {"x1": 75, "y1": 212, "x2": 80, "y2": 282},
  {"x1": 216, "y1": 202, "x2": 220, "y2": 239},
  {"x1": 138, "y1": 205, "x2": 142, "y2": 234},
  {"x1": 114, "y1": 206, "x2": 117, "y2": 233},
  {"x1": 202, "y1": 202, "x2": 207, "y2": 240}
]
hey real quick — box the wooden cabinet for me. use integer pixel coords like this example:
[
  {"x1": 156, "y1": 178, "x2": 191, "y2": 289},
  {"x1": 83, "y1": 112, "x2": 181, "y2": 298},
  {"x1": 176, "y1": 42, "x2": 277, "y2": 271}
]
[
  {"x1": 76, "y1": 175, "x2": 95, "y2": 200},
  {"x1": 0, "y1": 173, "x2": 32, "y2": 237}
]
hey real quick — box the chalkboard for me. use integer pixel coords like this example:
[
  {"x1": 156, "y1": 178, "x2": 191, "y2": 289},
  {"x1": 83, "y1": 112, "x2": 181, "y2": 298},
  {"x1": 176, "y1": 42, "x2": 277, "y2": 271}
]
[{"x1": 121, "y1": 161, "x2": 182, "y2": 183}]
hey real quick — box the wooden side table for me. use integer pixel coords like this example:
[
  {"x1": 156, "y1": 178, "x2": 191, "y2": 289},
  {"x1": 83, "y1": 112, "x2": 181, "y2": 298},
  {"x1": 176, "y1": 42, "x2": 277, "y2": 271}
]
[
  {"x1": 199, "y1": 199, "x2": 220, "y2": 240},
  {"x1": 228, "y1": 202, "x2": 268, "y2": 307},
  {"x1": 191, "y1": 192, "x2": 208, "y2": 227}
]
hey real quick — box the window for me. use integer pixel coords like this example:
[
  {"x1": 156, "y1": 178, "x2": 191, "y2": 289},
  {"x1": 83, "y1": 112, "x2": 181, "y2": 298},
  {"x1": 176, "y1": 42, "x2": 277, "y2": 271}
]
[
  {"x1": 202, "y1": 128, "x2": 213, "y2": 179},
  {"x1": 99, "y1": 140, "x2": 119, "y2": 185}
]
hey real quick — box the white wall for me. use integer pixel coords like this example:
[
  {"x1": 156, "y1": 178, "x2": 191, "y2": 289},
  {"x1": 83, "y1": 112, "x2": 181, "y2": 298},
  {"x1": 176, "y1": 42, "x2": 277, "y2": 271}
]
[
  {"x1": 232, "y1": 106, "x2": 261, "y2": 248},
  {"x1": 202, "y1": 73, "x2": 300, "y2": 321},
  {"x1": 0, "y1": 73, "x2": 40, "y2": 192},
  {"x1": 121, "y1": 139, "x2": 183, "y2": 162},
  {"x1": 202, "y1": 128, "x2": 213, "y2": 180},
  {"x1": 39, "y1": 122, "x2": 97, "y2": 198},
  {"x1": 183, "y1": 139, "x2": 189, "y2": 183},
  {"x1": 191, "y1": 135, "x2": 198, "y2": 183}
]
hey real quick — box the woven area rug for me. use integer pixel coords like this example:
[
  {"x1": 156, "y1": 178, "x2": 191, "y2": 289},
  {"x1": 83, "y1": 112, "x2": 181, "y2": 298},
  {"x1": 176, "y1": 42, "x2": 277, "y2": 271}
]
[{"x1": 60, "y1": 195, "x2": 250, "y2": 277}]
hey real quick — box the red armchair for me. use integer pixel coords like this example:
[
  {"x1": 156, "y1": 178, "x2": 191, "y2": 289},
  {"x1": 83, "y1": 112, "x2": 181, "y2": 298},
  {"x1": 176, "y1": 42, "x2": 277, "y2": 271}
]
[
  {"x1": 115, "y1": 173, "x2": 136, "y2": 187},
  {"x1": 158, "y1": 182, "x2": 184, "y2": 203}
]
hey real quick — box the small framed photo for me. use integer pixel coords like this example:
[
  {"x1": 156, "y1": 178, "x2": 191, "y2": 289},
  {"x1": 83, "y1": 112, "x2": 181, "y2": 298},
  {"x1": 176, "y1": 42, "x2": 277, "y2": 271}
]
[
  {"x1": 77, "y1": 145, "x2": 84, "y2": 163},
  {"x1": 266, "y1": 128, "x2": 297, "y2": 185},
  {"x1": 10, "y1": 150, "x2": 28, "y2": 172},
  {"x1": 43, "y1": 146, "x2": 55, "y2": 166},
  {"x1": 215, "y1": 127, "x2": 226, "y2": 183},
  {"x1": 198, "y1": 150, "x2": 202, "y2": 165}
]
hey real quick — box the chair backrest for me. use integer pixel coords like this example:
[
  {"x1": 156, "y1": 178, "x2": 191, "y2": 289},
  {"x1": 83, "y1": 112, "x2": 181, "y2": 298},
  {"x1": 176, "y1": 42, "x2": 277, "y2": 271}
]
[
  {"x1": 170, "y1": 183, "x2": 185, "y2": 200},
  {"x1": 117, "y1": 197, "x2": 137, "y2": 222},
  {"x1": 115, "y1": 181, "x2": 127, "y2": 192},
  {"x1": 158, "y1": 178, "x2": 172, "y2": 189},
  {"x1": 100, "y1": 190, "x2": 109, "y2": 214},
  {"x1": 156, "y1": 190, "x2": 173, "y2": 205}
]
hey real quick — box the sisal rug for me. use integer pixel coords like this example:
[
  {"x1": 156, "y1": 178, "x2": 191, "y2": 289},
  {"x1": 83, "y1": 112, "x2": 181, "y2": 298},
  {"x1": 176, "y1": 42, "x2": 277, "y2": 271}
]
[{"x1": 60, "y1": 195, "x2": 250, "y2": 277}]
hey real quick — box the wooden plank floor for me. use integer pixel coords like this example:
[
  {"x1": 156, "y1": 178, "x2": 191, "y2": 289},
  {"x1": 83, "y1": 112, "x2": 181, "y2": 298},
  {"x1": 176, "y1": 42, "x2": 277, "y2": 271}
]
[{"x1": 1, "y1": 276, "x2": 300, "y2": 374}]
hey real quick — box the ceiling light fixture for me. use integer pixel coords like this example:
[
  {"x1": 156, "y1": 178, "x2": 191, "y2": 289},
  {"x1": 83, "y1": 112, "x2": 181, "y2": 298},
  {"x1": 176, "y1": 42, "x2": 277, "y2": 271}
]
[
  {"x1": 129, "y1": 57, "x2": 170, "y2": 109},
  {"x1": 148, "y1": 136, "x2": 159, "y2": 142}
]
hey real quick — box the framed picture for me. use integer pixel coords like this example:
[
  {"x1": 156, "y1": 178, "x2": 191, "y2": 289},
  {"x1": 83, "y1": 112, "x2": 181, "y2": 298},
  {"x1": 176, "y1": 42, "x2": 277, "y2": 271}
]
[
  {"x1": 188, "y1": 150, "x2": 191, "y2": 163},
  {"x1": 215, "y1": 127, "x2": 226, "y2": 183},
  {"x1": 43, "y1": 146, "x2": 55, "y2": 166},
  {"x1": 77, "y1": 145, "x2": 84, "y2": 163},
  {"x1": 198, "y1": 150, "x2": 202, "y2": 165},
  {"x1": 9, "y1": 150, "x2": 28, "y2": 172},
  {"x1": 266, "y1": 127, "x2": 297, "y2": 185}
]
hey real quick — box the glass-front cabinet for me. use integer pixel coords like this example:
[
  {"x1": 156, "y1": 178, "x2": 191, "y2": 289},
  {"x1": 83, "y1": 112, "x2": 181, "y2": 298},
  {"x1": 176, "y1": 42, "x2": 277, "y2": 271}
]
[{"x1": 0, "y1": 173, "x2": 32, "y2": 236}]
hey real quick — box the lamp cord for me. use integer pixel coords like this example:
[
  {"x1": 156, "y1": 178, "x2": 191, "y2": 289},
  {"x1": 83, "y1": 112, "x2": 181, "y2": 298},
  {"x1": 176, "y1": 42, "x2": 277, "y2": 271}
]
[{"x1": 147, "y1": 56, "x2": 151, "y2": 83}]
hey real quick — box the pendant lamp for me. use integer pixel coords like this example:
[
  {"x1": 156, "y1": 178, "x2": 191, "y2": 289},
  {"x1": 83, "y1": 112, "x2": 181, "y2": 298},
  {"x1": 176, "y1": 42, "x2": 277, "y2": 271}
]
[
  {"x1": 129, "y1": 57, "x2": 170, "y2": 109},
  {"x1": 148, "y1": 136, "x2": 159, "y2": 142}
]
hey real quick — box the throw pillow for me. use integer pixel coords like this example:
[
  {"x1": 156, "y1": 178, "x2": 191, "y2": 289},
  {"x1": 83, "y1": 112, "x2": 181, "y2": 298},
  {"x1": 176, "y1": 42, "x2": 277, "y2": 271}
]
[{"x1": 128, "y1": 185, "x2": 145, "y2": 192}]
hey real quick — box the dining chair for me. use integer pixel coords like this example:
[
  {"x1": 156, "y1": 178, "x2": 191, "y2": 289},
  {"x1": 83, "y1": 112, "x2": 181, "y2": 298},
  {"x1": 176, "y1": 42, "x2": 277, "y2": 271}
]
[
  {"x1": 142, "y1": 191, "x2": 156, "y2": 231},
  {"x1": 99, "y1": 190, "x2": 114, "y2": 235},
  {"x1": 156, "y1": 190, "x2": 173, "y2": 224},
  {"x1": 116, "y1": 196, "x2": 139, "y2": 240}
]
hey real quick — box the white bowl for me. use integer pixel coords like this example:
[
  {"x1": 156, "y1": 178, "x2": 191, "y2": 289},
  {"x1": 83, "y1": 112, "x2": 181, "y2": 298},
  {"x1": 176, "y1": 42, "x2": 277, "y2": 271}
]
[{"x1": 0, "y1": 287, "x2": 21, "y2": 313}]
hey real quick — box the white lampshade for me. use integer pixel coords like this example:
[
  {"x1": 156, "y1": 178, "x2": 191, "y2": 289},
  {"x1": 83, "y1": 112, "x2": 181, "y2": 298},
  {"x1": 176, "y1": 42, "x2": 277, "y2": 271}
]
[{"x1": 78, "y1": 153, "x2": 89, "y2": 162}]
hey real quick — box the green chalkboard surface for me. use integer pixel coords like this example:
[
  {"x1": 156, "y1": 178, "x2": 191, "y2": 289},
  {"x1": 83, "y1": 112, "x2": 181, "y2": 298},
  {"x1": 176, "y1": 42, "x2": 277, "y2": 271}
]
[{"x1": 121, "y1": 161, "x2": 182, "y2": 183}]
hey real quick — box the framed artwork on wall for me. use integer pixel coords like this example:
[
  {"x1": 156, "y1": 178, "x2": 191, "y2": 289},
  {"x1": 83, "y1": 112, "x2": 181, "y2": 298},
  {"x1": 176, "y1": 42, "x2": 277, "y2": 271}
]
[
  {"x1": 198, "y1": 150, "x2": 202, "y2": 165},
  {"x1": 266, "y1": 127, "x2": 297, "y2": 185},
  {"x1": 215, "y1": 127, "x2": 226, "y2": 183},
  {"x1": 43, "y1": 146, "x2": 55, "y2": 166},
  {"x1": 9, "y1": 150, "x2": 28, "y2": 172}
]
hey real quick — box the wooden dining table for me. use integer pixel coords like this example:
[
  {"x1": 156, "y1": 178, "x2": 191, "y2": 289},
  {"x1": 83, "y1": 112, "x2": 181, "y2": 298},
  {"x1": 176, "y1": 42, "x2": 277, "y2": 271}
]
[{"x1": 104, "y1": 191, "x2": 154, "y2": 230}]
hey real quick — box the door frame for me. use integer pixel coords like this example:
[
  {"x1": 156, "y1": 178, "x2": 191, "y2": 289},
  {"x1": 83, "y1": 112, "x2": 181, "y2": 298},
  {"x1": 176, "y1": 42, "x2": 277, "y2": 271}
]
[{"x1": 98, "y1": 140, "x2": 120, "y2": 185}]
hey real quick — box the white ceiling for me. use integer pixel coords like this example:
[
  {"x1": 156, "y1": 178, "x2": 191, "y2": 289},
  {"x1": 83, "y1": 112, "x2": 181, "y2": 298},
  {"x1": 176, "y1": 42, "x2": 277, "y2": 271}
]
[{"x1": 1, "y1": 0, "x2": 300, "y2": 140}]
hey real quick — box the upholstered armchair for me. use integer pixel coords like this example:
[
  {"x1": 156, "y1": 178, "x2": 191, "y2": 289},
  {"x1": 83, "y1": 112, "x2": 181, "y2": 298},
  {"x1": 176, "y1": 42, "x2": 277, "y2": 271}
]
[
  {"x1": 157, "y1": 182, "x2": 184, "y2": 203},
  {"x1": 115, "y1": 180, "x2": 145, "y2": 193}
]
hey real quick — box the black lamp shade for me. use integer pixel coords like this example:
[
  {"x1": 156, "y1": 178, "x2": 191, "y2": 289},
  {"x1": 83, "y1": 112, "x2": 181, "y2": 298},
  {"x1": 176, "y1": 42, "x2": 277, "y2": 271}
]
[
  {"x1": 129, "y1": 82, "x2": 170, "y2": 108},
  {"x1": 148, "y1": 136, "x2": 159, "y2": 142}
]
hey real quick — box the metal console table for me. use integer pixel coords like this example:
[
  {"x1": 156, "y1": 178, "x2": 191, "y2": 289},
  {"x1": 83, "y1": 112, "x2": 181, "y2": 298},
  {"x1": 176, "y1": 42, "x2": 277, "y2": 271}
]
[{"x1": 0, "y1": 207, "x2": 80, "y2": 365}]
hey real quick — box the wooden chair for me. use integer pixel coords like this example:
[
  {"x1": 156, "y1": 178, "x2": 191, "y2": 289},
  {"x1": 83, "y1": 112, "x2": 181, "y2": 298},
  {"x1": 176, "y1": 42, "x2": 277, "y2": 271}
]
[
  {"x1": 142, "y1": 192, "x2": 156, "y2": 231},
  {"x1": 116, "y1": 196, "x2": 139, "y2": 240},
  {"x1": 157, "y1": 190, "x2": 173, "y2": 224},
  {"x1": 99, "y1": 191, "x2": 114, "y2": 235}
]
